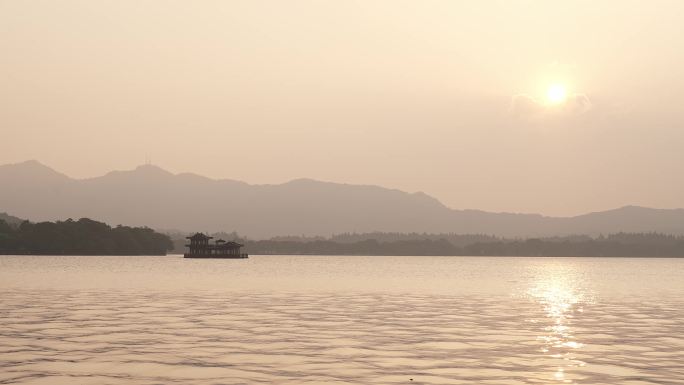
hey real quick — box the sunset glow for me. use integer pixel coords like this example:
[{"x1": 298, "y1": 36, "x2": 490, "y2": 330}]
[
  {"x1": 546, "y1": 84, "x2": 568, "y2": 105},
  {"x1": 2, "y1": 2, "x2": 684, "y2": 384}
]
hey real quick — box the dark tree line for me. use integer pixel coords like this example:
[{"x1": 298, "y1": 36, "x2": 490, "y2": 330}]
[
  {"x1": 242, "y1": 238, "x2": 456, "y2": 256},
  {"x1": 462, "y1": 235, "x2": 684, "y2": 257},
  {"x1": 270, "y1": 232, "x2": 502, "y2": 247},
  {"x1": 237, "y1": 232, "x2": 684, "y2": 257},
  {"x1": 0, "y1": 218, "x2": 173, "y2": 255}
]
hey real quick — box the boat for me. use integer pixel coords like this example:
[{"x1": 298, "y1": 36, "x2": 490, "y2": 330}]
[{"x1": 184, "y1": 233, "x2": 248, "y2": 258}]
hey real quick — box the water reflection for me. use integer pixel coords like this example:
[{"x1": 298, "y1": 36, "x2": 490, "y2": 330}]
[
  {"x1": 1, "y1": 256, "x2": 684, "y2": 384},
  {"x1": 527, "y1": 263, "x2": 591, "y2": 383}
]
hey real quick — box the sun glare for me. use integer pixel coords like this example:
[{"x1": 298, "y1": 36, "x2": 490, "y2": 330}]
[{"x1": 546, "y1": 84, "x2": 567, "y2": 104}]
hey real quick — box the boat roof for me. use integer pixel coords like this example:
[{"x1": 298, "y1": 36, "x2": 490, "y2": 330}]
[{"x1": 186, "y1": 232, "x2": 213, "y2": 240}]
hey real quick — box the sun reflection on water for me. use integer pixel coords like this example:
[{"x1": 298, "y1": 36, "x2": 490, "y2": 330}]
[{"x1": 527, "y1": 263, "x2": 593, "y2": 383}]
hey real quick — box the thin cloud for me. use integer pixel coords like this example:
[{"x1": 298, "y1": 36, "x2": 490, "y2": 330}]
[{"x1": 510, "y1": 93, "x2": 592, "y2": 118}]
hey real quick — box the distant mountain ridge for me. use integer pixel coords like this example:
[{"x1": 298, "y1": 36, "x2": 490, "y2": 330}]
[
  {"x1": 1, "y1": 160, "x2": 684, "y2": 238},
  {"x1": 0, "y1": 212, "x2": 24, "y2": 227}
]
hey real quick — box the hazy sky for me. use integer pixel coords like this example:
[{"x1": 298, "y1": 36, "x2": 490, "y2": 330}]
[{"x1": 2, "y1": 0, "x2": 684, "y2": 216}]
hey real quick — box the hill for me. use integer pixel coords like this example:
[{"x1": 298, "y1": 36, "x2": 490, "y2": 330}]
[
  {"x1": 0, "y1": 212, "x2": 24, "y2": 227},
  {"x1": 0, "y1": 217, "x2": 173, "y2": 255},
  {"x1": 1, "y1": 160, "x2": 684, "y2": 238}
]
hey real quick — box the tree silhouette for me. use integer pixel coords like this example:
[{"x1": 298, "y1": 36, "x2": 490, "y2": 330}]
[{"x1": 0, "y1": 218, "x2": 172, "y2": 255}]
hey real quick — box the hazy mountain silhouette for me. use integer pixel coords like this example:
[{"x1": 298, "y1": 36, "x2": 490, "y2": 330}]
[
  {"x1": 2, "y1": 160, "x2": 684, "y2": 238},
  {"x1": 0, "y1": 212, "x2": 23, "y2": 227}
]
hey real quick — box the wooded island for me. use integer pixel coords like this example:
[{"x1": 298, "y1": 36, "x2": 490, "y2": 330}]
[{"x1": 0, "y1": 218, "x2": 173, "y2": 255}]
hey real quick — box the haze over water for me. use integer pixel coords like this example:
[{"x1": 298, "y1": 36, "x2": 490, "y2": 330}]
[{"x1": 1, "y1": 255, "x2": 683, "y2": 384}]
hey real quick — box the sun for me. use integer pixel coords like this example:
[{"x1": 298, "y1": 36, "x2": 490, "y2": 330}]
[{"x1": 546, "y1": 84, "x2": 567, "y2": 104}]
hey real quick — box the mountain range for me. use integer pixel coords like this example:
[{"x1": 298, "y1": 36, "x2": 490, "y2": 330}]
[{"x1": 1, "y1": 160, "x2": 683, "y2": 238}]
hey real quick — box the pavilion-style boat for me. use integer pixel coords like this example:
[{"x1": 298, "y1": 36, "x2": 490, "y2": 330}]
[{"x1": 184, "y1": 233, "x2": 248, "y2": 259}]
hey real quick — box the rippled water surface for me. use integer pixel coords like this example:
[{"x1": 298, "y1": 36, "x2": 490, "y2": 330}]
[{"x1": 1, "y1": 255, "x2": 683, "y2": 384}]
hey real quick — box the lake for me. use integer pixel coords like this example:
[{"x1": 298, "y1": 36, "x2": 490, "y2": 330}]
[{"x1": 1, "y1": 255, "x2": 683, "y2": 384}]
